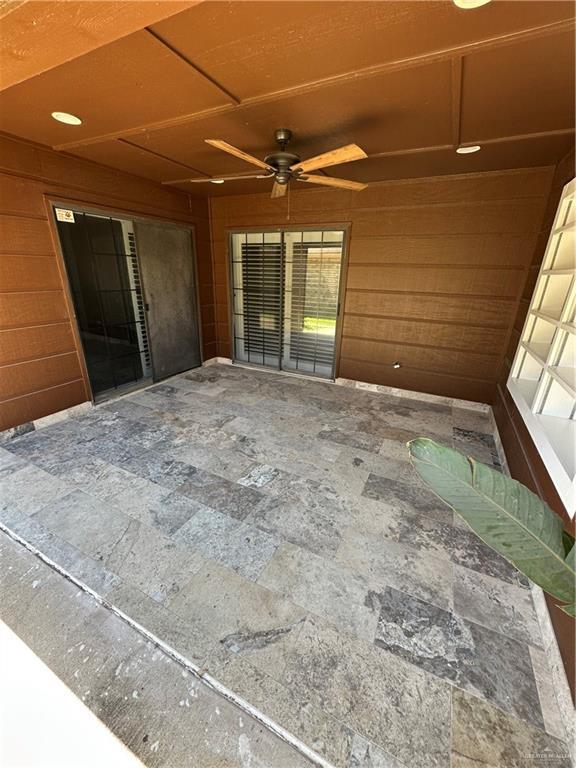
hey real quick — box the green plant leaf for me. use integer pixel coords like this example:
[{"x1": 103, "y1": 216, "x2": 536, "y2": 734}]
[
  {"x1": 562, "y1": 530, "x2": 575, "y2": 558},
  {"x1": 408, "y1": 438, "x2": 575, "y2": 613}
]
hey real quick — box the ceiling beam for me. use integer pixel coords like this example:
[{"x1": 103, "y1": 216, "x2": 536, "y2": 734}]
[
  {"x1": 365, "y1": 129, "x2": 575, "y2": 161},
  {"x1": 53, "y1": 17, "x2": 574, "y2": 152},
  {"x1": 0, "y1": 1, "x2": 26, "y2": 19},
  {"x1": 0, "y1": 0, "x2": 203, "y2": 91},
  {"x1": 118, "y1": 138, "x2": 211, "y2": 177},
  {"x1": 144, "y1": 27, "x2": 241, "y2": 106},
  {"x1": 158, "y1": 129, "x2": 574, "y2": 185},
  {"x1": 474, "y1": 128, "x2": 575, "y2": 146}
]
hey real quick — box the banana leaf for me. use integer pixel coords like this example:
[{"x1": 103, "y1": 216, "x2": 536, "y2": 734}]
[{"x1": 408, "y1": 438, "x2": 575, "y2": 617}]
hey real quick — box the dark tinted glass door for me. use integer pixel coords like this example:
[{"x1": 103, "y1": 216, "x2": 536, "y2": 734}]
[{"x1": 55, "y1": 209, "x2": 152, "y2": 398}]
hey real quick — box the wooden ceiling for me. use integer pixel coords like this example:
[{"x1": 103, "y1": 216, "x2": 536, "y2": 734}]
[{"x1": 0, "y1": 0, "x2": 574, "y2": 196}]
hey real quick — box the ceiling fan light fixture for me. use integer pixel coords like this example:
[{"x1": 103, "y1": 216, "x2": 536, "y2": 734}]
[
  {"x1": 51, "y1": 111, "x2": 82, "y2": 125},
  {"x1": 456, "y1": 145, "x2": 481, "y2": 154},
  {"x1": 453, "y1": 0, "x2": 492, "y2": 8}
]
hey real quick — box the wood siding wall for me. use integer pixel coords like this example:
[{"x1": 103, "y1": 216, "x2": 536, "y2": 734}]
[
  {"x1": 210, "y1": 167, "x2": 553, "y2": 402},
  {"x1": 493, "y1": 150, "x2": 575, "y2": 700},
  {"x1": 0, "y1": 134, "x2": 214, "y2": 431}
]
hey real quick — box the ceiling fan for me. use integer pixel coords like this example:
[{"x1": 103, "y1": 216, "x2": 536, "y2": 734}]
[{"x1": 163, "y1": 129, "x2": 368, "y2": 197}]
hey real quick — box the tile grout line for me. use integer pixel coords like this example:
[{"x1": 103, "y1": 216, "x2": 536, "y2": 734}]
[{"x1": 0, "y1": 522, "x2": 337, "y2": 768}]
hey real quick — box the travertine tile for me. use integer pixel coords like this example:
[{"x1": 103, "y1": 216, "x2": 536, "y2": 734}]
[
  {"x1": 374, "y1": 507, "x2": 528, "y2": 587},
  {"x1": 373, "y1": 586, "x2": 543, "y2": 729},
  {"x1": 0, "y1": 533, "x2": 317, "y2": 768},
  {"x1": 132, "y1": 490, "x2": 205, "y2": 536},
  {"x1": 0, "y1": 507, "x2": 121, "y2": 597},
  {"x1": 166, "y1": 559, "x2": 306, "y2": 679},
  {"x1": 105, "y1": 518, "x2": 206, "y2": 603},
  {"x1": 453, "y1": 427, "x2": 501, "y2": 469},
  {"x1": 237, "y1": 463, "x2": 280, "y2": 488},
  {"x1": 173, "y1": 506, "x2": 279, "y2": 580},
  {"x1": 452, "y1": 688, "x2": 571, "y2": 767},
  {"x1": 248, "y1": 494, "x2": 343, "y2": 557},
  {"x1": 106, "y1": 580, "x2": 215, "y2": 665},
  {"x1": 118, "y1": 450, "x2": 201, "y2": 490},
  {"x1": 452, "y1": 406, "x2": 492, "y2": 435},
  {"x1": 176, "y1": 466, "x2": 265, "y2": 521},
  {"x1": 1, "y1": 363, "x2": 554, "y2": 768},
  {"x1": 41, "y1": 453, "x2": 111, "y2": 490},
  {"x1": 207, "y1": 645, "x2": 355, "y2": 768},
  {"x1": 362, "y1": 472, "x2": 453, "y2": 524},
  {"x1": 0, "y1": 446, "x2": 26, "y2": 478},
  {"x1": 318, "y1": 427, "x2": 383, "y2": 454},
  {"x1": 336, "y1": 527, "x2": 454, "y2": 611},
  {"x1": 282, "y1": 615, "x2": 451, "y2": 768},
  {"x1": 33, "y1": 489, "x2": 132, "y2": 561},
  {"x1": 454, "y1": 564, "x2": 542, "y2": 647},
  {"x1": 259, "y1": 542, "x2": 378, "y2": 641},
  {"x1": 88, "y1": 463, "x2": 168, "y2": 512},
  {"x1": 0, "y1": 464, "x2": 71, "y2": 516},
  {"x1": 529, "y1": 645, "x2": 568, "y2": 742},
  {"x1": 348, "y1": 734, "x2": 408, "y2": 768}
]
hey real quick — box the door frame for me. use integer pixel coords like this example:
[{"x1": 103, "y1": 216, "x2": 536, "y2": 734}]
[
  {"x1": 226, "y1": 223, "x2": 351, "y2": 381},
  {"x1": 46, "y1": 196, "x2": 202, "y2": 403}
]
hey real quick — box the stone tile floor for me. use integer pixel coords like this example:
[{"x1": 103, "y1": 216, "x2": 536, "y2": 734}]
[
  {"x1": 0, "y1": 533, "x2": 317, "y2": 768},
  {"x1": 0, "y1": 363, "x2": 572, "y2": 767}
]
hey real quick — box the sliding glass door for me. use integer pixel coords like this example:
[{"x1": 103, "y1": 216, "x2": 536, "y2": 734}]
[
  {"x1": 230, "y1": 229, "x2": 345, "y2": 379},
  {"x1": 55, "y1": 206, "x2": 201, "y2": 402},
  {"x1": 56, "y1": 209, "x2": 153, "y2": 398}
]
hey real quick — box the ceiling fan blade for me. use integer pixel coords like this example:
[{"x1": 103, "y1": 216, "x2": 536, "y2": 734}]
[
  {"x1": 163, "y1": 171, "x2": 271, "y2": 186},
  {"x1": 291, "y1": 143, "x2": 367, "y2": 173},
  {"x1": 205, "y1": 139, "x2": 272, "y2": 170},
  {"x1": 297, "y1": 174, "x2": 367, "y2": 192},
  {"x1": 271, "y1": 181, "x2": 287, "y2": 199}
]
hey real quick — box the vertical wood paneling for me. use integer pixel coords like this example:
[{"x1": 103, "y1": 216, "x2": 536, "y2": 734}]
[
  {"x1": 209, "y1": 166, "x2": 553, "y2": 402},
  {"x1": 0, "y1": 134, "x2": 210, "y2": 431}
]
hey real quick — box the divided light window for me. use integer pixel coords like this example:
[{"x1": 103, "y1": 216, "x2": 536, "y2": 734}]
[{"x1": 508, "y1": 178, "x2": 575, "y2": 515}]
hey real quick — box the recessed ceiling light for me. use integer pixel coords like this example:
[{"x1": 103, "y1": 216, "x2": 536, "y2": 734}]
[
  {"x1": 453, "y1": 0, "x2": 492, "y2": 8},
  {"x1": 210, "y1": 179, "x2": 225, "y2": 184},
  {"x1": 51, "y1": 111, "x2": 82, "y2": 125},
  {"x1": 456, "y1": 145, "x2": 481, "y2": 154}
]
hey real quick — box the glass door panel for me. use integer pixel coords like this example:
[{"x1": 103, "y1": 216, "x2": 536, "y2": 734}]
[
  {"x1": 231, "y1": 232, "x2": 283, "y2": 368},
  {"x1": 55, "y1": 209, "x2": 152, "y2": 399},
  {"x1": 230, "y1": 229, "x2": 345, "y2": 379},
  {"x1": 282, "y1": 230, "x2": 344, "y2": 378}
]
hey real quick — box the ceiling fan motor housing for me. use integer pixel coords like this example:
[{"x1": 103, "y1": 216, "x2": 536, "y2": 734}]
[{"x1": 264, "y1": 151, "x2": 301, "y2": 184}]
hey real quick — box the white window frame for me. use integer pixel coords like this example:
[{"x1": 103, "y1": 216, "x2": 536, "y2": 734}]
[{"x1": 507, "y1": 178, "x2": 576, "y2": 516}]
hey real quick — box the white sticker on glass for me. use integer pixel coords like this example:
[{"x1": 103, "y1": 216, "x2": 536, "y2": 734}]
[{"x1": 55, "y1": 208, "x2": 75, "y2": 223}]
